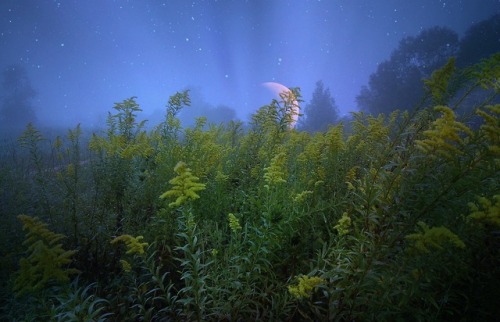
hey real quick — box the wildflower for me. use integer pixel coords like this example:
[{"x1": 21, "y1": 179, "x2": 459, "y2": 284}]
[
  {"x1": 14, "y1": 215, "x2": 79, "y2": 296},
  {"x1": 294, "y1": 190, "x2": 313, "y2": 203},
  {"x1": 228, "y1": 213, "x2": 242, "y2": 233},
  {"x1": 476, "y1": 104, "x2": 500, "y2": 157},
  {"x1": 288, "y1": 275, "x2": 326, "y2": 299},
  {"x1": 111, "y1": 234, "x2": 149, "y2": 255},
  {"x1": 468, "y1": 194, "x2": 500, "y2": 227},
  {"x1": 346, "y1": 166, "x2": 359, "y2": 181},
  {"x1": 314, "y1": 180, "x2": 324, "y2": 187},
  {"x1": 160, "y1": 161, "x2": 206, "y2": 208},
  {"x1": 325, "y1": 124, "x2": 345, "y2": 151},
  {"x1": 415, "y1": 106, "x2": 472, "y2": 160},
  {"x1": 215, "y1": 170, "x2": 229, "y2": 183},
  {"x1": 334, "y1": 212, "x2": 352, "y2": 236},
  {"x1": 346, "y1": 181, "x2": 355, "y2": 191},
  {"x1": 405, "y1": 221, "x2": 465, "y2": 254},
  {"x1": 120, "y1": 259, "x2": 132, "y2": 273},
  {"x1": 263, "y1": 152, "x2": 287, "y2": 186}
]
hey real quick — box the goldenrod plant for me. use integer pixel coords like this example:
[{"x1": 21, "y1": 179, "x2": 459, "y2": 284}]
[
  {"x1": 1, "y1": 54, "x2": 500, "y2": 321},
  {"x1": 468, "y1": 195, "x2": 500, "y2": 227},
  {"x1": 159, "y1": 161, "x2": 206, "y2": 208},
  {"x1": 14, "y1": 215, "x2": 79, "y2": 296},
  {"x1": 18, "y1": 123, "x2": 53, "y2": 219},
  {"x1": 405, "y1": 221, "x2": 465, "y2": 254}
]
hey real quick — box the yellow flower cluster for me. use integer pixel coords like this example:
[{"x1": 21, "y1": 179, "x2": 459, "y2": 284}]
[
  {"x1": 263, "y1": 152, "x2": 287, "y2": 187},
  {"x1": 89, "y1": 130, "x2": 152, "y2": 160},
  {"x1": 293, "y1": 190, "x2": 313, "y2": 203},
  {"x1": 160, "y1": 161, "x2": 206, "y2": 208},
  {"x1": 297, "y1": 133, "x2": 327, "y2": 183},
  {"x1": 468, "y1": 194, "x2": 500, "y2": 227},
  {"x1": 405, "y1": 221, "x2": 465, "y2": 254},
  {"x1": 288, "y1": 275, "x2": 326, "y2": 299},
  {"x1": 477, "y1": 104, "x2": 500, "y2": 157},
  {"x1": 334, "y1": 212, "x2": 352, "y2": 236},
  {"x1": 345, "y1": 166, "x2": 359, "y2": 191},
  {"x1": 120, "y1": 259, "x2": 132, "y2": 272},
  {"x1": 325, "y1": 124, "x2": 345, "y2": 152},
  {"x1": 14, "y1": 215, "x2": 79, "y2": 296},
  {"x1": 111, "y1": 234, "x2": 149, "y2": 255},
  {"x1": 228, "y1": 213, "x2": 242, "y2": 233},
  {"x1": 416, "y1": 106, "x2": 472, "y2": 160}
]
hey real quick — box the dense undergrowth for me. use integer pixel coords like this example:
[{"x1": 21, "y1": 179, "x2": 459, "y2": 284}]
[{"x1": 0, "y1": 55, "x2": 499, "y2": 321}]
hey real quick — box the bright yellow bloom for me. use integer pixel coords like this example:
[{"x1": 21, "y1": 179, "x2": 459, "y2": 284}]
[
  {"x1": 334, "y1": 212, "x2": 352, "y2": 236},
  {"x1": 120, "y1": 259, "x2": 132, "y2": 272},
  {"x1": 111, "y1": 234, "x2": 149, "y2": 255},
  {"x1": 468, "y1": 194, "x2": 500, "y2": 227},
  {"x1": 477, "y1": 104, "x2": 500, "y2": 157},
  {"x1": 228, "y1": 213, "x2": 242, "y2": 233},
  {"x1": 263, "y1": 152, "x2": 287, "y2": 186},
  {"x1": 405, "y1": 221, "x2": 465, "y2": 254},
  {"x1": 294, "y1": 190, "x2": 313, "y2": 203},
  {"x1": 160, "y1": 161, "x2": 206, "y2": 208},
  {"x1": 416, "y1": 106, "x2": 472, "y2": 160},
  {"x1": 288, "y1": 275, "x2": 326, "y2": 299}
]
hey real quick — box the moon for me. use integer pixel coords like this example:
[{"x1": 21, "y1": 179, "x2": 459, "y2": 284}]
[{"x1": 261, "y1": 81, "x2": 300, "y2": 129}]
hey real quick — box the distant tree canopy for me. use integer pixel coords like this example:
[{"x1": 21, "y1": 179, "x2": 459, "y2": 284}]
[
  {"x1": 178, "y1": 87, "x2": 238, "y2": 127},
  {"x1": 0, "y1": 64, "x2": 37, "y2": 135},
  {"x1": 457, "y1": 13, "x2": 500, "y2": 68},
  {"x1": 298, "y1": 80, "x2": 339, "y2": 133},
  {"x1": 203, "y1": 105, "x2": 237, "y2": 125},
  {"x1": 356, "y1": 26, "x2": 459, "y2": 116}
]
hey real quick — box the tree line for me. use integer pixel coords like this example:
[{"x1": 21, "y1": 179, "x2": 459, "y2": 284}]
[
  {"x1": 1, "y1": 14, "x2": 499, "y2": 135},
  {"x1": 299, "y1": 13, "x2": 500, "y2": 132}
]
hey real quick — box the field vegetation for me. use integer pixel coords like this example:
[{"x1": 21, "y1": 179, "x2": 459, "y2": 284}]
[{"x1": 0, "y1": 55, "x2": 499, "y2": 321}]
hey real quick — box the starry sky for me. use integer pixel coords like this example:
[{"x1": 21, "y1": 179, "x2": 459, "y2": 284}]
[{"x1": 1, "y1": 0, "x2": 499, "y2": 128}]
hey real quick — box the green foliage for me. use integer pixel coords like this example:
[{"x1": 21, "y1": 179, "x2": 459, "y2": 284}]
[
  {"x1": 52, "y1": 280, "x2": 111, "y2": 321},
  {"x1": 424, "y1": 57, "x2": 457, "y2": 105},
  {"x1": 14, "y1": 215, "x2": 79, "y2": 296},
  {"x1": 1, "y1": 57, "x2": 499, "y2": 320}
]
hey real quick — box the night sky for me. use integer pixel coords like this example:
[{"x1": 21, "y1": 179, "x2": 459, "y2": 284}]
[{"x1": 1, "y1": 0, "x2": 499, "y2": 128}]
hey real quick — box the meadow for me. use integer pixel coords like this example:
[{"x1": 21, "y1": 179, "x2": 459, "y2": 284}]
[{"x1": 0, "y1": 55, "x2": 499, "y2": 321}]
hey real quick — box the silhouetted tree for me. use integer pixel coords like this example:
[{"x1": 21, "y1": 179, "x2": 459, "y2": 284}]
[
  {"x1": 356, "y1": 27, "x2": 459, "y2": 115},
  {"x1": 204, "y1": 105, "x2": 238, "y2": 125},
  {"x1": 0, "y1": 64, "x2": 37, "y2": 135},
  {"x1": 298, "y1": 80, "x2": 339, "y2": 132},
  {"x1": 179, "y1": 86, "x2": 238, "y2": 127},
  {"x1": 457, "y1": 14, "x2": 500, "y2": 68}
]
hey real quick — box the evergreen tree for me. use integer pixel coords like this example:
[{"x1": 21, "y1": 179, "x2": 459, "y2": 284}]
[{"x1": 298, "y1": 80, "x2": 339, "y2": 133}]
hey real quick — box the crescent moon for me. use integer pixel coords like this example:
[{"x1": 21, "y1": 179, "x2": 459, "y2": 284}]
[{"x1": 261, "y1": 82, "x2": 299, "y2": 129}]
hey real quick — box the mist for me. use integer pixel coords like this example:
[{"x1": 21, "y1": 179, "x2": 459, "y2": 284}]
[{"x1": 1, "y1": 0, "x2": 499, "y2": 133}]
